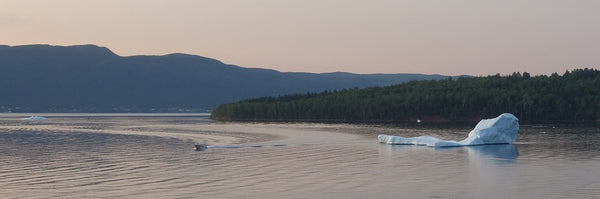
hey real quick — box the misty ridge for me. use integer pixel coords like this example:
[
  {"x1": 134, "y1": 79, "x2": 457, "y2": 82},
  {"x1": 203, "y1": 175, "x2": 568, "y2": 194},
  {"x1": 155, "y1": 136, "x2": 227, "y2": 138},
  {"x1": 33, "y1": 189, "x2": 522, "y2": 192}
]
[{"x1": 0, "y1": 44, "x2": 458, "y2": 112}]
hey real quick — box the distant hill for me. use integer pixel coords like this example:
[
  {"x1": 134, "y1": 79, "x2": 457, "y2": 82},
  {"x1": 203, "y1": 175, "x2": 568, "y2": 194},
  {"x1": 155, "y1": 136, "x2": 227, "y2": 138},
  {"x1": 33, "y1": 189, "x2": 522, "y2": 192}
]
[{"x1": 0, "y1": 44, "x2": 460, "y2": 112}]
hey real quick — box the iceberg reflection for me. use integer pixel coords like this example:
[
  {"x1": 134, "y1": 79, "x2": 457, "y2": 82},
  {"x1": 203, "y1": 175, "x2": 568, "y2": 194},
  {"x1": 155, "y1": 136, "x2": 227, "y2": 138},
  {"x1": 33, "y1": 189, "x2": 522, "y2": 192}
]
[
  {"x1": 466, "y1": 144, "x2": 519, "y2": 160},
  {"x1": 465, "y1": 144, "x2": 519, "y2": 165},
  {"x1": 378, "y1": 143, "x2": 519, "y2": 164}
]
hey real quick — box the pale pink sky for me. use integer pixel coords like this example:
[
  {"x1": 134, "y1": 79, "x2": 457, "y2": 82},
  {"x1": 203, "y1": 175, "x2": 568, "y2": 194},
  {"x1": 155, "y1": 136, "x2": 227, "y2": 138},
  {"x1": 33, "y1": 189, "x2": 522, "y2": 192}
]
[{"x1": 1, "y1": 0, "x2": 599, "y2": 75}]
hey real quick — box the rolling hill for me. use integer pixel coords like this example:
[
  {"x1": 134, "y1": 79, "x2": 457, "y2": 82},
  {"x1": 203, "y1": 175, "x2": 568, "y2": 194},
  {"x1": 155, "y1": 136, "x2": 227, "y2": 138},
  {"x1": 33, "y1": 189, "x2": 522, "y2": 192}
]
[{"x1": 0, "y1": 44, "x2": 458, "y2": 112}]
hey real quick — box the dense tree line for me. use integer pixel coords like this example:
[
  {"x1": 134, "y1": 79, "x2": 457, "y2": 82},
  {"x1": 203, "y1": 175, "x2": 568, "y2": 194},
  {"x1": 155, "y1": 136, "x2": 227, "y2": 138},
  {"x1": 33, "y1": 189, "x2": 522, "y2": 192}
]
[{"x1": 211, "y1": 68, "x2": 600, "y2": 124}]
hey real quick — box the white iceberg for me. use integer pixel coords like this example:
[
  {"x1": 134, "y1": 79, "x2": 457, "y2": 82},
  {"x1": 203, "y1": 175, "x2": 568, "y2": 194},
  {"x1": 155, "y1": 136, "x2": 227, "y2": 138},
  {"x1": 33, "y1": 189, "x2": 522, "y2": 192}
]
[
  {"x1": 378, "y1": 113, "x2": 519, "y2": 147},
  {"x1": 21, "y1": 116, "x2": 48, "y2": 121}
]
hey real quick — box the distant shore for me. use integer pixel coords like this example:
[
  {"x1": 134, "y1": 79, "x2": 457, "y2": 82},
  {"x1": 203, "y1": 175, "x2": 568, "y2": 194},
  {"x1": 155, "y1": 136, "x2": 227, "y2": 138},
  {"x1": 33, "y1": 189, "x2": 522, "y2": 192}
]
[
  {"x1": 0, "y1": 112, "x2": 211, "y2": 118},
  {"x1": 213, "y1": 118, "x2": 599, "y2": 128}
]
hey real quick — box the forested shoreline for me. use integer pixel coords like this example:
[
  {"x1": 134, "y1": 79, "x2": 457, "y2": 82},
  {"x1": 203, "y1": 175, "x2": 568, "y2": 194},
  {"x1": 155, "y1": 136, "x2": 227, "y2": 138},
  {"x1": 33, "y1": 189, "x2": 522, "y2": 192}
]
[{"x1": 211, "y1": 68, "x2": 599, "y2": 124}]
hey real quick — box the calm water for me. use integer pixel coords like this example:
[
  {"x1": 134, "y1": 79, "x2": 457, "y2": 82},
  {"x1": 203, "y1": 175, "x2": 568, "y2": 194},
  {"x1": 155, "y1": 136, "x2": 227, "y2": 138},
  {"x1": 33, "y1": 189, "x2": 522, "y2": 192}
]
[{"x1": 0, "y1": 115, "x2": 599, "y2": 199}]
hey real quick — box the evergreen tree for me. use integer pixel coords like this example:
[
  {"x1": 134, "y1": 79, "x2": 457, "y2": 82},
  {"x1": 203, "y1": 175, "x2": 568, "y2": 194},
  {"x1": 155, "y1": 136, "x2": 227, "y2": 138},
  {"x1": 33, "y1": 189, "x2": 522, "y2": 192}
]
[{"x1": 212, "y1": 69, "x2": 600, "y2": 124}]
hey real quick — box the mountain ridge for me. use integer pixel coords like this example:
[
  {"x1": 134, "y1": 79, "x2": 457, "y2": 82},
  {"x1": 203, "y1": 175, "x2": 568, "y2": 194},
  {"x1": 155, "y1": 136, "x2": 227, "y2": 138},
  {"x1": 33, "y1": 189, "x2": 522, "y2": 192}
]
[{"x1": 0, "y1": 44, "x2": 463, "y2": 112}]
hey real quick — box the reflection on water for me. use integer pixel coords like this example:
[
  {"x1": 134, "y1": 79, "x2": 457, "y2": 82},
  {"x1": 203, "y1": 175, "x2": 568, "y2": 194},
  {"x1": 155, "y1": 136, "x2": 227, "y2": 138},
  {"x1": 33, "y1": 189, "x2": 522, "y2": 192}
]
[
  {"x1": 378, "y1": 143, "x2": 519, "y2": 162},
  {"x1": 466, "y1": 144, "x2": 519, "y2": 162},
  {"x1": 0, "y1": 116, "x2": 599, "y2": 199}
]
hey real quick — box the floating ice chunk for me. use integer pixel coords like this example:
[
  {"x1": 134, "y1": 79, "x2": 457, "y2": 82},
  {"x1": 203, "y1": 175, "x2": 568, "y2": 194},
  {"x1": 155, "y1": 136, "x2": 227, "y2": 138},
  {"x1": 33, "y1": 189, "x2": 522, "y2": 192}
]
[
  {"x1": 21, "y1": 116, "x2": 48, "y2": 120},
  {"x1": 459, "y1": 113, "x2": 519, "y2": 145},
  {"x1": 378, "y1": 135, "x2": 462, "y2": 147},
  {"x1": 379, "y1": 113, "x2": 519, "y2": 147}
]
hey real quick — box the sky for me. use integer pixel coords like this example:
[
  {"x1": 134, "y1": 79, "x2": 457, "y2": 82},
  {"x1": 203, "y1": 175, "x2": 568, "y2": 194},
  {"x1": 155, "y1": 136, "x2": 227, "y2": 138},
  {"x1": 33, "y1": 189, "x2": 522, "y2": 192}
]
[{"x1": 1, "y1": 0, "x2": 599, "y2": 76}]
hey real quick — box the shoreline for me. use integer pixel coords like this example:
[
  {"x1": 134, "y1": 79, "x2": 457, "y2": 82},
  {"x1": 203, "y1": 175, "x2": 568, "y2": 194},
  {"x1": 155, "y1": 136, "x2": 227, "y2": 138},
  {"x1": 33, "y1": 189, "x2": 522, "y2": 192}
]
[
  {"x1": 0, "y1": 113, "x2": 211, "y2": 118},
  {"x1": 214, "y1": 118, "x2": 599, "y2": 128}
]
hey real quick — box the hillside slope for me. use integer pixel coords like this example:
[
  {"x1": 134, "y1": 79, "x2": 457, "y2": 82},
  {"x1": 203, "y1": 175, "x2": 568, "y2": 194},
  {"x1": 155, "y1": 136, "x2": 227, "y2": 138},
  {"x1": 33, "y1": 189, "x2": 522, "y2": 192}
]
[
  {"x1": 212, "y1": 69, "x2": 600, "y2": 123},
  {"x1": 0, "y1": 44, "x2": 455, "y2": 112}
]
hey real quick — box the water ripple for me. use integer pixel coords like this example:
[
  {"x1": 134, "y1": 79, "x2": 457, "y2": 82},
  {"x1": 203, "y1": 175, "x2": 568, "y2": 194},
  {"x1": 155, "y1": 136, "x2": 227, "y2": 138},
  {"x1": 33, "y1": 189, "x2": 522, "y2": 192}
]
[{"x1": 1, "y1": 118, "x2": 599, "y2": 199}]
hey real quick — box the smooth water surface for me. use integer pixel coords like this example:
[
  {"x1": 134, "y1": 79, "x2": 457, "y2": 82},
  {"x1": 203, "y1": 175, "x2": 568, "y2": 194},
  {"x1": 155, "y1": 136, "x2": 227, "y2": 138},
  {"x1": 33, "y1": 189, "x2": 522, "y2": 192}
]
[{"x1": 0, "y1": 115, "x2": 598, "y2": 198}]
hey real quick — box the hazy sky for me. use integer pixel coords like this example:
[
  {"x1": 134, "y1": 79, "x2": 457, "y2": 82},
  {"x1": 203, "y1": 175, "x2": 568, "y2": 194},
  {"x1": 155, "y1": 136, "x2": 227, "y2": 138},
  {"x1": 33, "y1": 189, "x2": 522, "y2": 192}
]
[{"x1": 1, "y1": 0, "x2": 599, "y2": 75}]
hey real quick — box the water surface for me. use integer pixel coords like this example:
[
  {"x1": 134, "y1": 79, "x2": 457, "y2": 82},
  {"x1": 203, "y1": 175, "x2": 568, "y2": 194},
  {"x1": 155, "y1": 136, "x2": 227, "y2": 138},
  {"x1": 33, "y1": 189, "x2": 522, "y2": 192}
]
[{"x1": 0, "y1": 115, "x2": 598, "y2": 198}]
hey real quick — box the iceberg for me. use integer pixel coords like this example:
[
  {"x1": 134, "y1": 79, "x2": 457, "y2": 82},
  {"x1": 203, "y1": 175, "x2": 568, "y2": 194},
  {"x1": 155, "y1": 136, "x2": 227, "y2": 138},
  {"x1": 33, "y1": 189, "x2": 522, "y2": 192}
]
[
  {"x1": 21, "y1": 116, "x2": 48, "y2": 121},
  {"x1": 378, "y1": 113, "x2": 519, "y2": 147}
]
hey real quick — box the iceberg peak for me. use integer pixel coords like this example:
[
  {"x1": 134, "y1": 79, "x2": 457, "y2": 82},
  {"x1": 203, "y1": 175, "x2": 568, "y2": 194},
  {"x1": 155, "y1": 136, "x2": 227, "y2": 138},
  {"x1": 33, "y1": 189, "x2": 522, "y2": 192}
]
[{"x1": 379, "y1": 113, "x2": 519, "y2": 147}]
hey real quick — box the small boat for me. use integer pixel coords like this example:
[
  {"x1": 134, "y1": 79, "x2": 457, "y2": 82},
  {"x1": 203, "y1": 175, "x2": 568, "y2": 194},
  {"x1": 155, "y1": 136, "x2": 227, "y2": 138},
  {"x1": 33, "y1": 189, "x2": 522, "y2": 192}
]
[{"x1": 194, "y1": 144, "x2": 208, "y2": 151}]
